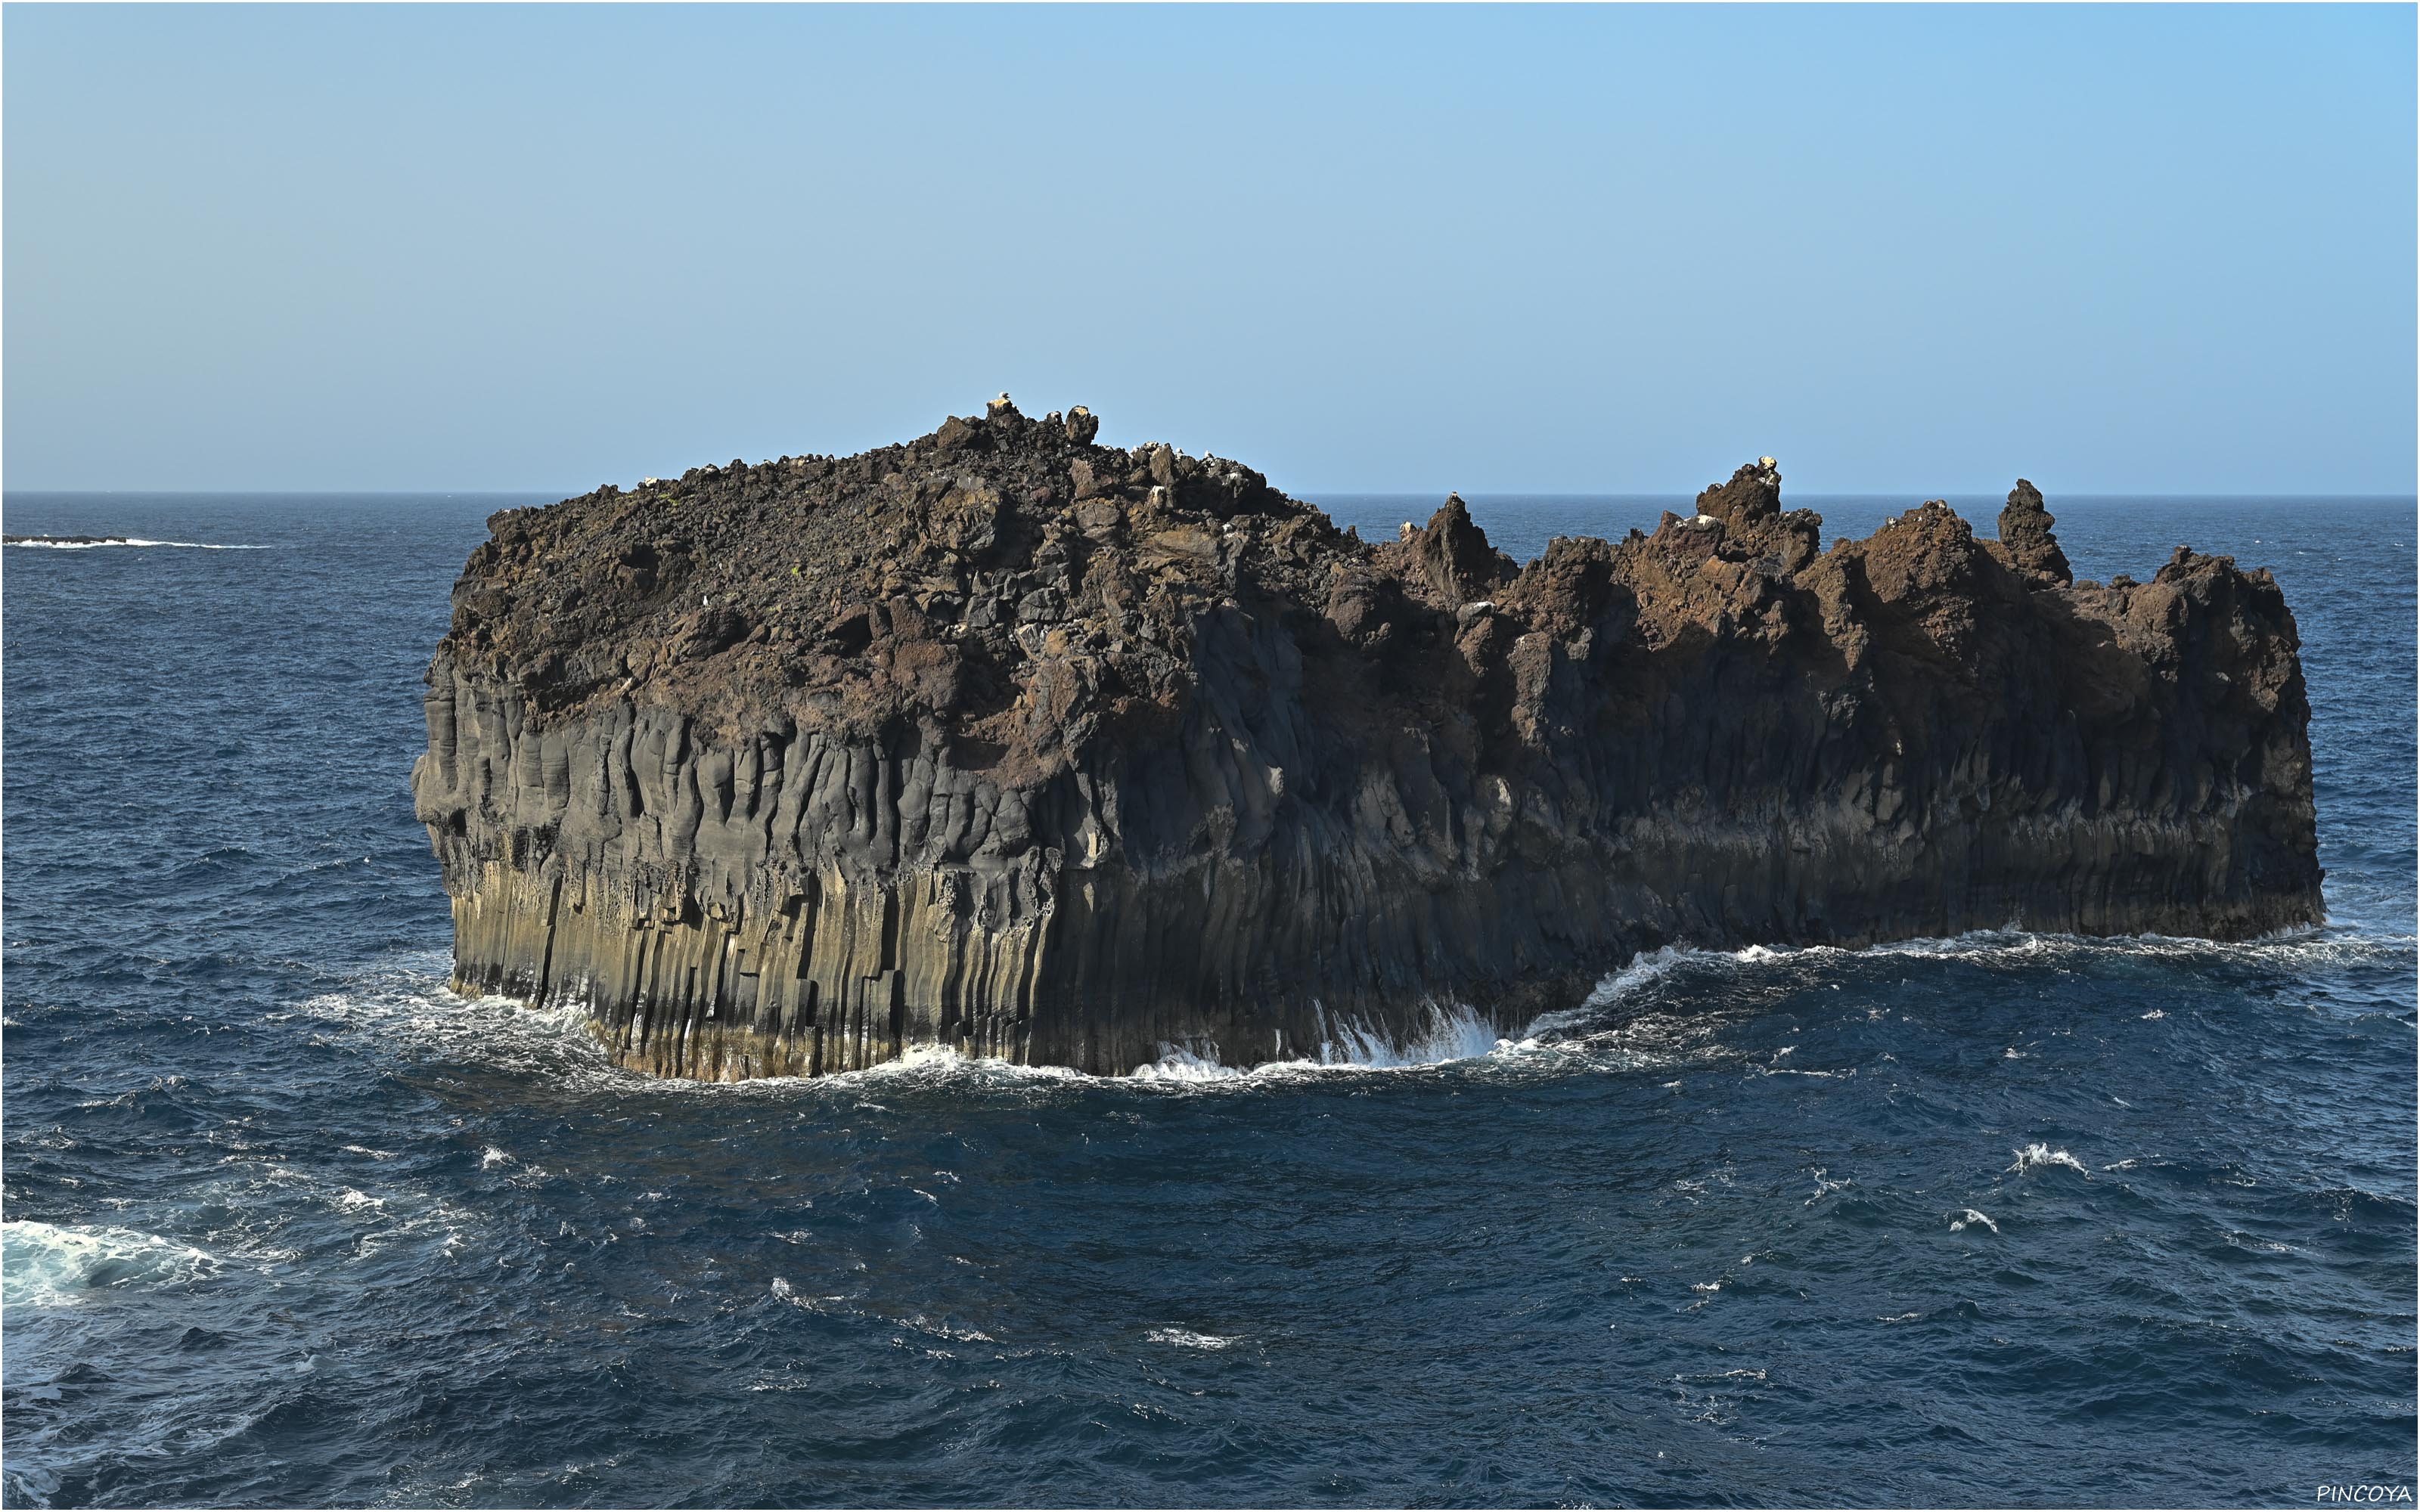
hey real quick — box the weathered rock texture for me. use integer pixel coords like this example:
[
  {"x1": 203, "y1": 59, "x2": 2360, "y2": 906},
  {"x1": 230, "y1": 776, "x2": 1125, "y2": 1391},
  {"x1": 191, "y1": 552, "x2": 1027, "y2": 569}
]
[{"x1": 414, "y1": 403, "x2": 2322, "y2": 1079}]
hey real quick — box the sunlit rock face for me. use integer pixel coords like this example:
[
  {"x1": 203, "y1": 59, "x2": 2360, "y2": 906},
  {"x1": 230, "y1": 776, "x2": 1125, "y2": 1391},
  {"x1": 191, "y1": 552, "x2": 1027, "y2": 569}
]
[{"x1": 413, "y1": 402, "x2": 2322, "y2": 1080}]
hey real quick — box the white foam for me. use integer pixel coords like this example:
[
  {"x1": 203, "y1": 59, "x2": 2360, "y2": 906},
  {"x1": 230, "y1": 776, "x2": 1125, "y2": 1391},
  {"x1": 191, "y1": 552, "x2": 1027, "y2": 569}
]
[
  {"x1": 1131, "y1": 1001, "x2": 1512, "y2": 1080},
  {"x1": 1519, "y1": 945, "x2": 1702, "y2": 1038},
  {"x1": 295, "y1": 953, "x2": 620, "y2": 1089},
  {"x1": 1950, "y1": 1208, "x2": 2000, "y2": 1234},
  {"x1": 1511, "y1": 925, "x2": 2409, "y2": 1070},
  {"x1": 5, "y1": 538, "x2": 271, "y2": 550},
  {"x1": 2009, "y1": 1143, "x2": 2089, "y2": 1175},
  {"x1": 1868, "y1": 922, "x2": 2405, "y2": 977},
  {"x1": 1146, "y1": 1327, "x2": 1238, "y2": 1350},
  {"x1": 810, "y1": 1044, "x2": 1089, "y2": 1094},
  {"x1": 1128, "y1": 1043, "x2": 1234, "y2": 1082},
  {"x1": 2, "y1": 1220, "x2": 216, "y2": 1306},
  {"x1": 1805, "y1": 1167, "x2": 1854, "y2": 1205},
  {"x1": 1679, "y1": 1367, "x2": 1767, "y2": 1382},
  {"x1": 300, "y1": 919, "x2": 2408, "y2": 1101},
  {"x1": 1314, "y1": 1002, "x2": 1506, "y2": 1067}
]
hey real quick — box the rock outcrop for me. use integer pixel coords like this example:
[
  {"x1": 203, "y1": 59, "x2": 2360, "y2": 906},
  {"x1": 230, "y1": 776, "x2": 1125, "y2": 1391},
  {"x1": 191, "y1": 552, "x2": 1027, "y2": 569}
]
[
  {"x1": 1993, "y1": 479, "x2": 2074, "y2": 590},
  {"x1": 412, "y1": 401, "x2": 2323, "y2": 1079}
]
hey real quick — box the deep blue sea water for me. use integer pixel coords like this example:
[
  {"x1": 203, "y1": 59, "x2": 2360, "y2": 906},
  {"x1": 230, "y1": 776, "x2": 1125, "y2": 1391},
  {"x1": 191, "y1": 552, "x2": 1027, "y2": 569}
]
[{"x1": 3, "y1": 489, "x2": 2413, "y2": 1509}]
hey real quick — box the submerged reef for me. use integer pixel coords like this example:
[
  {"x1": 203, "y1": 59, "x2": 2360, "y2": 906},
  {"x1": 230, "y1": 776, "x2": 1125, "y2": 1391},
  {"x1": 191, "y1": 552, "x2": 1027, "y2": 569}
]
[{"x1": 413, "y1": 398, "x2": 2322, "y2": 1079}]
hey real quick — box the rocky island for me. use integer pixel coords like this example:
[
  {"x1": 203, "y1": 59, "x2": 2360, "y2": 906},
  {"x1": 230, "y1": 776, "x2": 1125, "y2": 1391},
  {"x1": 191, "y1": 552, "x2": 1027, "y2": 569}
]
[{"x1": 412, "y1": 399, "x2": 2322, "y2": 1080}]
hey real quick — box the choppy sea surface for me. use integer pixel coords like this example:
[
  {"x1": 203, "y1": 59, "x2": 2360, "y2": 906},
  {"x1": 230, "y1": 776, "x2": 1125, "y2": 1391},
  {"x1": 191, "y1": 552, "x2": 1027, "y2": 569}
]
[{"x1": 3, "y1": 488, "x2": 2413, "y2": 1508}]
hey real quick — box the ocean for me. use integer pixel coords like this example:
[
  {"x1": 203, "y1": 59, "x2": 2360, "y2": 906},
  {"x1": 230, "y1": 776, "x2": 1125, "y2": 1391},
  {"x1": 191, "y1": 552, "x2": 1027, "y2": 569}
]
[{"x1": 3, "y1": 489, "x2": 2412, "y2": 1507}]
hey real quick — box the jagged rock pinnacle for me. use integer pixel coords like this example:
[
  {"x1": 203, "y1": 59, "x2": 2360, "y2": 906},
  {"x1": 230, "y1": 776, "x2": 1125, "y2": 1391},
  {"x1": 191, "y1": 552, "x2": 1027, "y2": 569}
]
[{"x1": 1996, "y1": 479, "x2": 2075, "y2": 589}]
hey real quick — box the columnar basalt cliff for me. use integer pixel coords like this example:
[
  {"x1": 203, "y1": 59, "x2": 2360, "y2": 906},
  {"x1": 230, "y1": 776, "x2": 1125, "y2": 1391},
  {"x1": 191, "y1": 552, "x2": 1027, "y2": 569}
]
[{"x1": 414, "y1": 401, "x2": 2322, "y2": 1080}]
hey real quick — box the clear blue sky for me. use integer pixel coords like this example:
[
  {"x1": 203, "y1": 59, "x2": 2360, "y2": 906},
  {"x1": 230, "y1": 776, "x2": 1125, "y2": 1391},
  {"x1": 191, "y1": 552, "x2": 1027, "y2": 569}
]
[{"x1": 5, "y1": 4, "x2": 2412, "y2": 496}]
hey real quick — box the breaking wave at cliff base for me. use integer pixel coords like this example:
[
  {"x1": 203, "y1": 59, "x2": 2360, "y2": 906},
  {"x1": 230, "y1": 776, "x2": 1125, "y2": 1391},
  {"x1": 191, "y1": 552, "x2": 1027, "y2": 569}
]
[{"x1": 287, "y1": 920, "x2": 2411, "y2": 1098}]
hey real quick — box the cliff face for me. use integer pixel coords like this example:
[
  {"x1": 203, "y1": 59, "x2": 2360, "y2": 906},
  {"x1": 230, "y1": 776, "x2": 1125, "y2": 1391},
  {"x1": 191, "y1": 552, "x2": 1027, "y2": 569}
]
[{"x1": 411, "y1": 402, "x2": 2322, "y2": 1080}]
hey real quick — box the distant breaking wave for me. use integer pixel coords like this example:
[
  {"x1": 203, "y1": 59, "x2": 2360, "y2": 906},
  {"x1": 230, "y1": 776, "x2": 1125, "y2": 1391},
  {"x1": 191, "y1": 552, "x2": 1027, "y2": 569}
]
[{"x1": 4, "y1": 535, "x2": 272, "y2": 550}]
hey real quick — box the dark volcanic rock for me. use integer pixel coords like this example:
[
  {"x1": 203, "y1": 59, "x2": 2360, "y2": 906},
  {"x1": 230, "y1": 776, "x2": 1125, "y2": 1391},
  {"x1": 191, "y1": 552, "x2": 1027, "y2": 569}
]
[
  {"x1": 1410, "y1": 494, "x2": 1515, "y2": 603},
  {"x1": 412, "y1": 401, "x2": 2324, "y2": 1080},
  {"x1": 1993, "y1": 479, "x2": 2074, "y2": 589}
]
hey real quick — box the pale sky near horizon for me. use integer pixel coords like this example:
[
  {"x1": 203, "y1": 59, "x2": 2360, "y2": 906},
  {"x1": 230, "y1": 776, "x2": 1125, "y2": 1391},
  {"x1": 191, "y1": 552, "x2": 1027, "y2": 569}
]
[{"x1": 5, "y1": 3, "x2": 2413, "y2": 497}]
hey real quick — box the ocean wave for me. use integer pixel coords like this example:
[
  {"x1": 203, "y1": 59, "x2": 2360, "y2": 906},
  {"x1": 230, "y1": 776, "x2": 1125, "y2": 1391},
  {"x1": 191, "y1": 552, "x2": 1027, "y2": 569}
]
[
  {"x1": 163, "y1": 1143, "x2": 480, "y2": 1272},
  {"x1": 1506, "y1": 942, "x2": 1743, "y2": 1043},
  {"x1": 1885, "y1": 922, "x2": 2414, "y2": 978},
  {"x1": 2009, "y1": 1143, "x2": 2090, "y2": 1176},
  {"x1": 2, "y1": 1220, "x2": 217, "y2": 1307},
  {"x1": 311, "y1": 916, "x2": 2413, "y2": 1097},
  {"x1": 5, "y1": 537, "x2": 273, "y2": 550},
  {"x1": 1132, "y1": 1002, "x2": 1512, "y2": 1081},
  {"x1": 291, "y1": 953, "x2": 613, "y2": 1083},
  {"x1": 1640, "y1": 922, "x2": 2407, "y2": 979},
  {"x1": 1146, "y1": 1327, "x2": 1239, "y2": 1350}
]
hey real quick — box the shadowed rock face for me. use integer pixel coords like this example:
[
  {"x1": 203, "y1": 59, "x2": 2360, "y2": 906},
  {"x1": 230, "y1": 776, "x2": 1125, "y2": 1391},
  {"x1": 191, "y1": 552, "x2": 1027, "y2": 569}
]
[{"x1": 412, "y1": 402, "x2": 2322, "y2": 1080}]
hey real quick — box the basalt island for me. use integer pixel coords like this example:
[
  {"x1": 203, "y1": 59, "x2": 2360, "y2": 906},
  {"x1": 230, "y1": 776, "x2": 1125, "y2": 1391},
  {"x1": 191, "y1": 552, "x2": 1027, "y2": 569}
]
[{"x1": 413, "y1": 398, "x2": 2322, "y2": 1080}]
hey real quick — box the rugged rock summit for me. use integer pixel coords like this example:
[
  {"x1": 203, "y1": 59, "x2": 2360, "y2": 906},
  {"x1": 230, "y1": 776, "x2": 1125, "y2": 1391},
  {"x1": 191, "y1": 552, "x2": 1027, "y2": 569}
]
[{"x1": 414, "y1": 400, "x2": 2322, "y2": 1080}]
